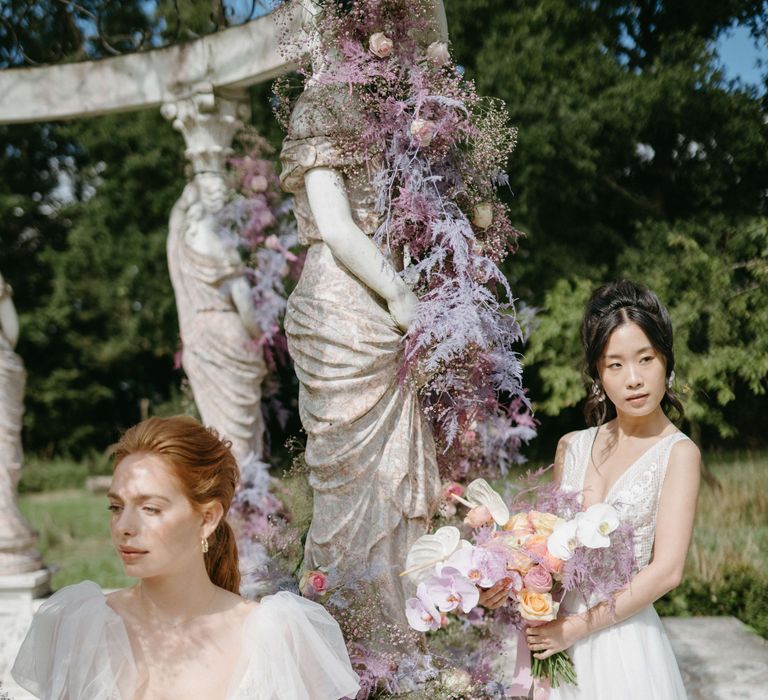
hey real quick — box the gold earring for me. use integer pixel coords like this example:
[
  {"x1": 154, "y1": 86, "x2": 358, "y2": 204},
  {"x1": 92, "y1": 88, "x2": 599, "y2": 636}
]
[{"x1": 201, "y1": 538, "x2": 209, "y2": 554}]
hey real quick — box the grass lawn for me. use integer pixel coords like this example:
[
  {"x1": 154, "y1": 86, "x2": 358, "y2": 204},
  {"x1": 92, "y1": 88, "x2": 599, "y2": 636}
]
[
  {"x1": 16, "y1": 451, "x2": 768, "y2": 597},
  {"x1": 17, "y1": 489, "x2": 131, "y2": 590}
]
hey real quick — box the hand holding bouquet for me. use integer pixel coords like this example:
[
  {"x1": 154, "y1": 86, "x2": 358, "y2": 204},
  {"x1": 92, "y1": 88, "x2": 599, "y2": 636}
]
[{"x1": 403, "y1": 478, "x2": 635, "y2": 693}]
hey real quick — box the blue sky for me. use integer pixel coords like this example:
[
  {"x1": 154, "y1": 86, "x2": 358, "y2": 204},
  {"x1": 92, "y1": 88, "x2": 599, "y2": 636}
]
[{"x1": 715, "y1": 24, "x2": 767, "y2": 89}]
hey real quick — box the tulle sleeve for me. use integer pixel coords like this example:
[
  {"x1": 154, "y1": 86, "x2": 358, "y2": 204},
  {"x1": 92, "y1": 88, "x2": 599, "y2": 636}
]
[
  {"x1": 237, "y1": 591, "x2": 360, "y2": 700},
  {"x1": 11, "y1": 581, "x2": 136, "y2": 700}
]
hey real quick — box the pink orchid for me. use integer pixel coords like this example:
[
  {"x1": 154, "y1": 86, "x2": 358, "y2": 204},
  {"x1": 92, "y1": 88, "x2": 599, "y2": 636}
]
[
  {"x1": 445, "y1": 545, "x2": 506, "y2": 589},
  {"x1": 426, "y1": 566, "x2": 480, "y2": 613},
  {"x1": 405, "y1": 582, "x2": 443, "y2": 631}
]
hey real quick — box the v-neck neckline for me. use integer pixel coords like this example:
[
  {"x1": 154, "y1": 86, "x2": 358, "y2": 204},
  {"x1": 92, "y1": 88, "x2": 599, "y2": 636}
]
[
  {"x1": 579, "y1": 427, "x2": 680, "y2": 507},
  {"x1": 102, "y1": 587, "x2": 262, "y2": 700}
]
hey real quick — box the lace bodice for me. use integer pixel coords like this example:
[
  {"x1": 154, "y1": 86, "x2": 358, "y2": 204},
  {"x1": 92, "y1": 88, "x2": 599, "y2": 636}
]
[{"x1": 561, "y1": 427, "x2": 691, "y2": 570}]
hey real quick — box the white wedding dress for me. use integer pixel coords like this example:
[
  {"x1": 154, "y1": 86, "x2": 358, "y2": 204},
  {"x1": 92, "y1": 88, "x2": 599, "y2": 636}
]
[
  {"x1": 11, "y1": 582, "x2": 361, "y2": 700},
  {"x1": 550, "y1": 427, "x2": 690, "y2": 700}
]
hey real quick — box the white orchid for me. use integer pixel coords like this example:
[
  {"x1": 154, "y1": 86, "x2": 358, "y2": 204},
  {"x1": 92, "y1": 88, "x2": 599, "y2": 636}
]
[
  {"x1": 576, "y1": 503, "x2": 620, "y2": 549},
  {"x1": 402, "y1": 526, "x2": 468, "y2": 585},
  {"x1": 546, "y1": 517, "x2": 581, "y2": 561}
]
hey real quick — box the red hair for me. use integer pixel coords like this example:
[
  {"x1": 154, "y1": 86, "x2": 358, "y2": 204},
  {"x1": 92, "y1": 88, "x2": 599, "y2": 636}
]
[{"x1": 113, "y1": 415, "x2": 241, "y2": 593}]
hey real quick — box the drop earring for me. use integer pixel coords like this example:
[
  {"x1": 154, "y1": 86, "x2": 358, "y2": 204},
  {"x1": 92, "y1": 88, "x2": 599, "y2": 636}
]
[
  {"x1": 201, "y1": 538, "x2": 209, "y2": 554},
  {"x1": 591, "y1": 380, "x2": 605, "y2": 403},
  {"x1": 666, "y1": 370, "x2": 675, "y2": 389}
]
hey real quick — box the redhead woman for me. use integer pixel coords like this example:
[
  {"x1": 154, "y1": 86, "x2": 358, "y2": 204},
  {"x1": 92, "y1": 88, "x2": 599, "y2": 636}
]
[{"x1": 12, "y1": 416, "x2": 360, "y2": 700}]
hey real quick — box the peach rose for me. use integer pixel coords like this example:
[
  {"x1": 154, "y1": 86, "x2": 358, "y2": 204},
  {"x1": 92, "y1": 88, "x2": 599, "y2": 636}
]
[
  {"x1": 518, "y1": 588, "x2": 559, "y2": 622},
  {"x1": 504, "y1": 545, "x2": 535, "y2": 575},
  {"x1": 529, "y1": 511, "x2": 564, "y2": 538},
  {"x1": 524, "y1": 534, "x2": 564, "y2": 574},
  {"x1": 369, "y1": 32, "x2": 393, "y2": 58},
  {"x1": 464, "y1": 504, "x2": 494, "y2": 528},
  {"x1": 410, "y1": 118, "x2": 437, "y2": 147},
  {"x1": 503, "y1": 511, "x2": 535, "y2": 544},
  {"x1": 426, "y1": 40, "x2": 450, "y2": 66},
  {"x1": 472, "y1": 202, "x2": 493, "y2": 229}
]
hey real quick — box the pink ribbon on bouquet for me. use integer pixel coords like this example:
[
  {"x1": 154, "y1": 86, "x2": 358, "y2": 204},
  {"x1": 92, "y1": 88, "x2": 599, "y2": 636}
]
[{"x1": 507, "y1": 629, "x2": 551, "y2": 700}]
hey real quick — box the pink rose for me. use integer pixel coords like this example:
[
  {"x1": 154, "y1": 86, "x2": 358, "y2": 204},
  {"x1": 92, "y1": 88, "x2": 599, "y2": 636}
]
[
  {"x1": 464, "y1": 505, "x2": 494, "y2": 528},
  {"x1": 299, "y1": 569, "x2": 328, "y2": 596},
  {"x1": 410, "y1": 118, "x2": 437, "y2": 147},
  {"x1": 443, "y1": 482, "x2": 464, "y2": 498},
  {"x1": 523, "y1": 565, "x2": 553, "y2": 593},
  {"x1": 369, "y1": 32, "x2": 393, "y2": 58},
  {"x1": 426, "y1": 41, "x2": 450, "y2": 66}
]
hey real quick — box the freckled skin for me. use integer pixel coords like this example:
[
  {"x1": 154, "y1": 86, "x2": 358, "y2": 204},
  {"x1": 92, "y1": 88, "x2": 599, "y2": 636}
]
[{"x1": 108, "y1": 454, "x2": 206, "y2": 580}]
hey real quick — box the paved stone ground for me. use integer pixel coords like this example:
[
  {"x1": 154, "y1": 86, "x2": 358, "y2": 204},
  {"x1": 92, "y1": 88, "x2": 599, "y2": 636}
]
[
  {"x1": 663, "y1": 617, "x2": 768, "y2": 700},
  {"x1": 2, "y1": 616, "x2": 766, "y2": 698}
]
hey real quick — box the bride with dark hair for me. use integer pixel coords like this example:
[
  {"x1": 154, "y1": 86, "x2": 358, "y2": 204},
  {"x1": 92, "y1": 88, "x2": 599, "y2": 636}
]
[
  {"x1": 12, "y1": 416, "x2": 360, "y2": 700},
  {"x1": 482, "y1": 280, "x2": 700, "y2": 699}
]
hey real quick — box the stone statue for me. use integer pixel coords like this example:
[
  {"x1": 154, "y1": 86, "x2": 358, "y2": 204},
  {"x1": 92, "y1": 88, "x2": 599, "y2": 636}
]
[
  {"x1": 0, "y1": 273, "x2": 43, "y2": 575},
  {"x1": 164, "y1": 87, "x2": 267, "y2": 469},
  {"x1": 279, "y1": 1, "x2": 448, "y2": 648}
]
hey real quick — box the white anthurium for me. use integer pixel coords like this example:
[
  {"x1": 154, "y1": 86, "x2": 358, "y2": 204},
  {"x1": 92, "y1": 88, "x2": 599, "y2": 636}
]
[
  {"x1": 576, "y1": 503, "x2": 620, "y2": 549},
  {"x1": 546, "y1": 517, "x2": 581, "y2": 561},
  {"x1": 464, "y1": 479, "x2": 510, "y2": 527},
  {"x1": 403, "y1": 526, "x2": 466, "y2": 585}
]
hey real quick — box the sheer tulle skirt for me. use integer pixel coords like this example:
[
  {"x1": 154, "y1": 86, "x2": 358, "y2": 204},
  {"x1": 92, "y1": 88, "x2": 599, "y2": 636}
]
[{"x1": 550, "y1": 604, "x2": 687, "y2": 700}]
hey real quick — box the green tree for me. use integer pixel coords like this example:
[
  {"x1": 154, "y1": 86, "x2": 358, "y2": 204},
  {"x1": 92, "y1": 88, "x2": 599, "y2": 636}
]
[{"x1": 446, "y1": 0, "x2": 768, "y2": 452}]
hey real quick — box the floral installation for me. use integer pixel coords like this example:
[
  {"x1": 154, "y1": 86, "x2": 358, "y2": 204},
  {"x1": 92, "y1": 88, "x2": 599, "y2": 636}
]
[
  {"x1": 274, "y1": 0, "x2": 536, "y2": 481},
  {"x1": 213, "y1": 133, "x2": 307, "y2": 597},
  {"x1": 403, "y1": 477, "x2": 637, "y2": 695}
]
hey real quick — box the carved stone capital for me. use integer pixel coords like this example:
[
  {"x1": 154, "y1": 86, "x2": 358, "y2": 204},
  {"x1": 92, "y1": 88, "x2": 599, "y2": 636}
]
[{"x1": 161, "y1": 83, "x2": 251, "y2": 177}]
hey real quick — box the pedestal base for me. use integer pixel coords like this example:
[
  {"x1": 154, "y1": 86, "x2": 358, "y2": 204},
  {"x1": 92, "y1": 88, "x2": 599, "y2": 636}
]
[
  {"x1": 0, "y1": 569, "x2": 51, "y2": 699},
  {"x1": 0, "y1": 569, "x2": 51, "y2": 611}
]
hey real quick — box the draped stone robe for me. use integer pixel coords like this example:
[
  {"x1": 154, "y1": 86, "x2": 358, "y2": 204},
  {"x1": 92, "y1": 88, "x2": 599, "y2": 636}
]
[{"x1": 280, "y1": 88, "x2": 441, "y2": 645}]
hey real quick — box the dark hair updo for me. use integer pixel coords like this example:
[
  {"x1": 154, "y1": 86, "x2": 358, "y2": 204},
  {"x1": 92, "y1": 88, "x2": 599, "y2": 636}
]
[{"x1": 581, "y1": 280, "x2": 684, "y2": 426}]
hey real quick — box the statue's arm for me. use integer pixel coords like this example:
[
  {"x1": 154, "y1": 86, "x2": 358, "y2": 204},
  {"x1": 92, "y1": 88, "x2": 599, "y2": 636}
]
[
  {"x1": 0, "y1": 274, "x2": 20, "y2": 349},
  {"x1": 304, "y1": 167, "x2": 417, "y2": 331},
  {"x1": 229, "y1": 276, "x2": 262, "y2": 340}
]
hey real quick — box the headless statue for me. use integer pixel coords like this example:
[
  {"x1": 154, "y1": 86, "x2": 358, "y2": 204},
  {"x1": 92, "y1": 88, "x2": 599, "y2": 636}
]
[
  {"x1": 280, "y1": 0, "x2": 448, "y2": 650},
  {"x1": 0, "y1": 273, "x2": 43, "y2": 575}
]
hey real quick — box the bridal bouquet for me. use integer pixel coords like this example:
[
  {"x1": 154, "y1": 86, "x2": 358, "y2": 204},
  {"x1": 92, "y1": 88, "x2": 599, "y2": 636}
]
[{"x1": 403, "y1": 478, "x2": 636, "y2": 692}]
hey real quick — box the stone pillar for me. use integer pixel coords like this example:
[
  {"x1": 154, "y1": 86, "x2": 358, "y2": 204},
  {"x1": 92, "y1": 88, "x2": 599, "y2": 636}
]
[{"x1": 161, "y1": 82, "x2": 251, "y2": 182}]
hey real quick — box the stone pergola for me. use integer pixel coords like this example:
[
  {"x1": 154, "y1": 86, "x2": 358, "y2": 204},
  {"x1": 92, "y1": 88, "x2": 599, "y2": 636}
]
[{"x1": 0, "y1": 11, "x2": 299, "y2": 696}]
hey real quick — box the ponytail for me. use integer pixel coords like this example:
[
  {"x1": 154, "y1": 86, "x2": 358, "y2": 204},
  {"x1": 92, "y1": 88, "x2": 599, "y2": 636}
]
[{"x1": 206, "y1": 520, "x2": 241, "y2": 594}]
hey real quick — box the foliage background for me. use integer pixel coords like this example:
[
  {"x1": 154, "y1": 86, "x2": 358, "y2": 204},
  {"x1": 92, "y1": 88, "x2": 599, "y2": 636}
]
[{"x1": 0, "y1": 0, "x2": 766, "y2": 462}]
